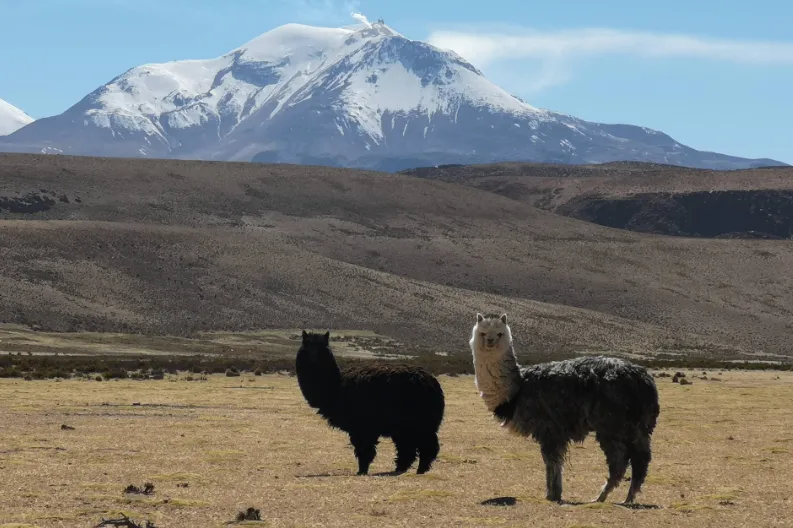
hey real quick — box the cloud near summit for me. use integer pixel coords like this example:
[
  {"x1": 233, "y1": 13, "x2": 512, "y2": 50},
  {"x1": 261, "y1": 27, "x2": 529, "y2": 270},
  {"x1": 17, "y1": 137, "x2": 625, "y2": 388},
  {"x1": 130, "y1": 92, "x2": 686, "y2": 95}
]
[{"x1": 427, "y1": 27, "x2": 793, "y2": 68}]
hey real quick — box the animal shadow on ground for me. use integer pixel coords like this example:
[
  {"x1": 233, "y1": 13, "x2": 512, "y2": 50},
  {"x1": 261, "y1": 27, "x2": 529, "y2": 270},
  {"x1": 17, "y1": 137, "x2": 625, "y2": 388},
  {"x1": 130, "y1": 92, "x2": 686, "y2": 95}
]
[
  {"x1": 480, "y1": 496, "x2": 661, "y2": 509},
  {"x1": 617, "y1": 502, "x2": 661, "y2": 510},
  {"x1": 559, "y1": 499, "x2": 661, "y2": 509},
  {"x1": 297, "y1": 469, "x2": 406, "y2": 478},
  {"x1": 370, "y1": 470, "x2": 409, "y2": 477},
  {"x1": 481, "y1": 496, "x2": 518, "y2": 506}
]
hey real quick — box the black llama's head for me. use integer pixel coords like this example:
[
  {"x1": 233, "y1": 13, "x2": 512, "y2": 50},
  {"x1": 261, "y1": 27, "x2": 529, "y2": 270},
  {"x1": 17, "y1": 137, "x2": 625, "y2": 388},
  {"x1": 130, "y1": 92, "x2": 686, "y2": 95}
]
[{"x1": 295, "y1": 330, "x2": 342, "y2": 410}]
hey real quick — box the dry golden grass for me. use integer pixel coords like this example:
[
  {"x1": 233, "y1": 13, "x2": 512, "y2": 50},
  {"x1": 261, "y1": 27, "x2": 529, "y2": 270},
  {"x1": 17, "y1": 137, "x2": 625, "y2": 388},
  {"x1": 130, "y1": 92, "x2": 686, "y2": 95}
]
[{"x1": 1, "y1": 370, "x2": 792, "y2": 527}]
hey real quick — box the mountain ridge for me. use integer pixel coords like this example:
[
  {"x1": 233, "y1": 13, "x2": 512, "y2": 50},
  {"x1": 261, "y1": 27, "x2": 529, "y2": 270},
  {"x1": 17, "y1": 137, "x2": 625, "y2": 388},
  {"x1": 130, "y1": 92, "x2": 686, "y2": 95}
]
[{"x1": 0, "y1": 21, "x2": 786, "y2": 170}]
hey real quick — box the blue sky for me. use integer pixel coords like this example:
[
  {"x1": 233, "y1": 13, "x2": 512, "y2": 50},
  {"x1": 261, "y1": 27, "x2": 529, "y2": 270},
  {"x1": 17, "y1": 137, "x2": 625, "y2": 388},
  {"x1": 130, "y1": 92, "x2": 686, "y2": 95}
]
[{"x1": 1, "y1": 0, "x2": 791, "y2": 163}]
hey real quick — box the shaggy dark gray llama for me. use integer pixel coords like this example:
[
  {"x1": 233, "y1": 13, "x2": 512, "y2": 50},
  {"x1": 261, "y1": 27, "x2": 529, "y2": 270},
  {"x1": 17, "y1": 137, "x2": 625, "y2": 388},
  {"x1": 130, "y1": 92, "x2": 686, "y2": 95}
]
[
  {"x1": 296, "y1": 330, "x2": 445, "y2": 475},
  {"x1": 470, "y1": 313, "x2": 660, "y2": 504}
]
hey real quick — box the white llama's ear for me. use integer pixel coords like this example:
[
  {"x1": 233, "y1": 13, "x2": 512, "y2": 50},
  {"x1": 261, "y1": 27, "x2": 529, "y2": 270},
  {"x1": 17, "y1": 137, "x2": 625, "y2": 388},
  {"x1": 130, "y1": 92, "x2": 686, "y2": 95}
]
[
  {"x1": 476, "y1": 313, "x2": 484, "y2": 323},
  {"x1": 500, "y1": 313, "x2": 507, "y2": 324}
]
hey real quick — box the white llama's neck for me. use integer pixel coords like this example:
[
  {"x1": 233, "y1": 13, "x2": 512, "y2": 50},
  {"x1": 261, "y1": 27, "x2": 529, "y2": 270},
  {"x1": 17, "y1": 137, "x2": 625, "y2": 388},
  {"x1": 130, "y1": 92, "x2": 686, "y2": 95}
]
[{"x1": 472, "y1": 341, "x2": 522, "y2": 412}]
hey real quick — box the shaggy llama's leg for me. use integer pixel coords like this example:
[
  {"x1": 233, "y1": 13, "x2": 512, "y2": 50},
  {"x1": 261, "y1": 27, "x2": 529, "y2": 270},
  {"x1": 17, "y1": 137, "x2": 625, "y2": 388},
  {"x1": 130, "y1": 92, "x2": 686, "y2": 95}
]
[
  {"x1": 350, "y1": 433, "x2": 379, "y2": 475},
  {"x1": 392, "y1": 434, "x2": 418, "y2": 474},
  {"x1": 416, "y1": 432, "x2": 440, "y2": 474},
  {"x1": 624, "y1": 434, "x2": 652, "y2": 504},
  {"x1": 593, "y1": 434, "x2": 629, "y2": 503},
  {"x1": 540, "y1": 442, "x2": 566, "y2": 502}
]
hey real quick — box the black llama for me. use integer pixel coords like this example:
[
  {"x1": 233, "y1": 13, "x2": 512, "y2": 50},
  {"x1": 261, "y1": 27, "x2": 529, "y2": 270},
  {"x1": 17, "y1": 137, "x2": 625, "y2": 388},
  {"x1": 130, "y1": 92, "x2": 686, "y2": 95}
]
[{"x1": 296, "y1": 330, "x2": 446, "y2": 475}]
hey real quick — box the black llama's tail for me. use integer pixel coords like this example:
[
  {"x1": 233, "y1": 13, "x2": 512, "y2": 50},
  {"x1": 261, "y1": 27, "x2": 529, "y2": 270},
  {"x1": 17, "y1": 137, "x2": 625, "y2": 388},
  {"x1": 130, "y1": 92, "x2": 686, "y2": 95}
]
[
  {"x1": 624, "y1": 370, "x2": 660, "y2": 436},
  {"x1": 639, "y1": 376, "x2": 660, "y2": 436}
]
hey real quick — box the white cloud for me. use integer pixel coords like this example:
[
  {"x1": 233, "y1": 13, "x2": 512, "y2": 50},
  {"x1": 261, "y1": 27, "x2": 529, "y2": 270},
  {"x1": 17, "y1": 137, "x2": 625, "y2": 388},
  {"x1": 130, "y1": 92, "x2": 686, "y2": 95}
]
[
  {"x1": 427, "y1": 27, "x2": 793, "y2": 68},
  {"x1": 427, "y1": 27, "x2": 793, "y2": 95},
  {"x1": 350, "y1": 11, "x2": 371, "y2": 27}
]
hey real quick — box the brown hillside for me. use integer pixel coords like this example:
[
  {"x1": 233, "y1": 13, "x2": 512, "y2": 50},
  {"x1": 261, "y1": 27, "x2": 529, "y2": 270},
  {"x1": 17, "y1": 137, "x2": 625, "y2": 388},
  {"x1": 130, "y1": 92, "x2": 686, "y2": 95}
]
[
  {"x1": 401, "y1": 161, "x2": 793, "y2": 207},
  {"x1": 1, "y1": 153, "x2": 791, "y2": 360},
  {"x1": 401, "y1": 162, "x2": 793, "y2": 239}
]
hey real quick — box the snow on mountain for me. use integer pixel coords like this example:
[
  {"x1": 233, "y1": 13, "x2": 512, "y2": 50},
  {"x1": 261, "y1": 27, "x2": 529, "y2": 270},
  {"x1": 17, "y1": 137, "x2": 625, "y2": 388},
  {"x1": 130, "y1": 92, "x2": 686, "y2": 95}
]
[
  {"x1": 0, "y1": 98, "x2": 34, "y2": 136},
  {"x1": 0, "y1": 21, "x2": 785, "y2": 170}
]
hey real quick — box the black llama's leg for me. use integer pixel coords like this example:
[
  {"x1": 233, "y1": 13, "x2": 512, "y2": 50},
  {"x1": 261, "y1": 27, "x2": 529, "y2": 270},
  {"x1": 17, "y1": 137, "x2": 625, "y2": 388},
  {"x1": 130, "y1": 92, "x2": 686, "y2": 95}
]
[
  {"x1": 350, "y1": 433, "x2": 379, "y2": 475},
  {"x1": 392, "y1": 434, "x2": 418, "y2": 474},
  {"x1": 540, "y1": 441, "x2": 567, "y2": 502},
  {"x1": 416, "y1": 432, "x2": 440, "y2": 474},
  {"x1": 624, "y1": 434, "x2": 652, "y2": 504},
  {"x1": 593, "y1": 433, "x2": 630, "y2": 503}
]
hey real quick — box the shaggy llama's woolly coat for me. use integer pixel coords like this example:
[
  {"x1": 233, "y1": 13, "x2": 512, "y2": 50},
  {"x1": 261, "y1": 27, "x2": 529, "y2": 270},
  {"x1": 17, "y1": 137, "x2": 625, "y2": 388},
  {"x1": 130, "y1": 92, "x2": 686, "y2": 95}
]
[{"x1": 470, "y1": 313, "x2": 660, "y2": 504}]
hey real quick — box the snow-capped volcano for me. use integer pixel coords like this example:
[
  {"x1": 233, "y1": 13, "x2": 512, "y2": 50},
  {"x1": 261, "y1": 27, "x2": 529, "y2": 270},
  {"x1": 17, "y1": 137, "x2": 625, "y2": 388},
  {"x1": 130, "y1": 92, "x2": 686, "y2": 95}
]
[
  {"x1": 0, "y1": 98, "x2": 34, "y2": 136},
  {"x1": 0, "y1": 20, "x2": 784, "y2": 170}
]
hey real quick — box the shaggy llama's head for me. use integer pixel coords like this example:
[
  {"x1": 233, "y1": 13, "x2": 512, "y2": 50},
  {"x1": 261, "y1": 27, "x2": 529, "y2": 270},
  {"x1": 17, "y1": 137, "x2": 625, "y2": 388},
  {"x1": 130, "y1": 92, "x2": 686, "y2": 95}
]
[{"x1": 470, "y1": 313, "x2": 512, "y2": 354}]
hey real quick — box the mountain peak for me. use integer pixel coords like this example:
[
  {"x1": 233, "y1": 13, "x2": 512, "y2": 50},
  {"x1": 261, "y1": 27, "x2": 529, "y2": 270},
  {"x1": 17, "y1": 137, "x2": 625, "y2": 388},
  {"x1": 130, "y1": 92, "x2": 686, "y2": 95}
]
[
  {"x1": 0, "y1": 21, "x2": 786, "y2": 171},
  {"x1": 352, "y1": 18, "x2": 401, "y2": 38}
]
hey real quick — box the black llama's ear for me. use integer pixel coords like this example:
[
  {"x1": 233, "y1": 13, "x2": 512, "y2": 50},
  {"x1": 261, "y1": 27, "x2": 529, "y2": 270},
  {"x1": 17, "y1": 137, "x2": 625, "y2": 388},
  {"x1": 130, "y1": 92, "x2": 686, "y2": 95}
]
[
  {"x1": 500, "y1": 313, "x2": 507, "y2": 324},
  {"x1": 323, "y1": 330, "x2": 330, "y2": 344},
  {"x1": 301, "y1": 330, "x2": 308, "y2": 340},
  {"x1": 476, "y1": 313, "x2": 484, "y2": 323}
]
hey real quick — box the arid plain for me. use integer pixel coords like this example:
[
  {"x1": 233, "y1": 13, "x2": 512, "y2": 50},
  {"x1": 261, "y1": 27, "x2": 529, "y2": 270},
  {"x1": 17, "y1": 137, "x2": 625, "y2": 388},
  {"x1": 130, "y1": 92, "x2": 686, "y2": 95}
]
[
  {"x1": 1, "y1": 153, "x2": 793, "y2": 527},
  {"x1": 1, "y1": 371, "x2": 792, "y2": 527}
]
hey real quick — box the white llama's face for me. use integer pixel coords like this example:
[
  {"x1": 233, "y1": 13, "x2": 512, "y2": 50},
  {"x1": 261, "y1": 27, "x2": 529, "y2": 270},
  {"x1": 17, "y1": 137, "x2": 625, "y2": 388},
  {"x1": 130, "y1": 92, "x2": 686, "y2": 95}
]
[{"x1": 473, "y1": 313, "x2": 511, "y2": 352}]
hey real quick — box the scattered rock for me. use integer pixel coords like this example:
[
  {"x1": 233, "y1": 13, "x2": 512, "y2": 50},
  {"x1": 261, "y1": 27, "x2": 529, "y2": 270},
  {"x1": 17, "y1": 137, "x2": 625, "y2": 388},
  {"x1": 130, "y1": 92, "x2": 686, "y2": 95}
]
[
  {"x1": 235, "y1": 507, "x2": 262, "y2": 521},
  {"x1": 124, "y1": 483, "x2": 155, "y2": 495},
  {"x1": 60, "y1": 424, "x2": 75, "y2": 431}
]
